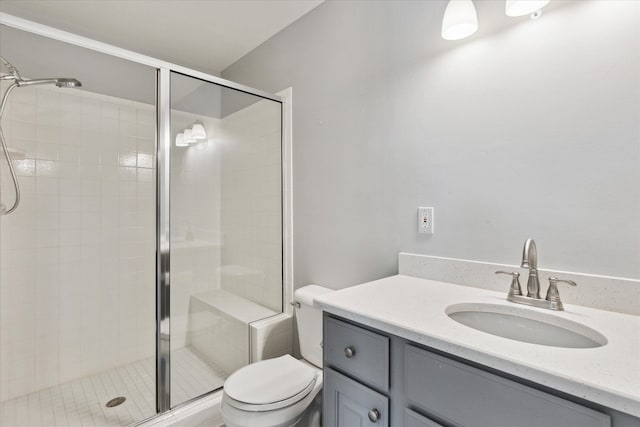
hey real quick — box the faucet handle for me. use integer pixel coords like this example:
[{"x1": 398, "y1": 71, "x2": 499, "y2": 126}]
[
  {"x1": 495, "y1": 270, "x2": 520, "y2": 277},
  {"x1": 495, "y1": 271, "x2": 522, "y2": 297},
  {"x1": 545, "y1": 277, "x2": 577, "y2": 302}
]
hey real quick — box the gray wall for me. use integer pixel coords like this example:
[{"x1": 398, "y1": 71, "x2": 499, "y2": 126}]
[{"x1": 223, "y1": 0, "x2": 640, "y2": 289}]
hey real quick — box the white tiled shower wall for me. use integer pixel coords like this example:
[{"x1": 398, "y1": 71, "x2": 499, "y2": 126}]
[
  {"x1": 0, "y1": 83, "x2": 156, "y2": 401},
  {"x1": 220, "y1": 99, "x2": 282, "y2": 313}
]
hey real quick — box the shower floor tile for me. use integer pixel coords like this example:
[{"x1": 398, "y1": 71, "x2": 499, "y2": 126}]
[{"x1": 0, "y1": 347, "x2": 227, "y2": 427}]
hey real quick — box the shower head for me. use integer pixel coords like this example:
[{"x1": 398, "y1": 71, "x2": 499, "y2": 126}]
[
  {"x1": 1, "y1": 57, "x2": 82, "y2": 89},
  {"x1": 54, "y1": 78, "x2": 82, "y2": 88},
  {"x1": 16, "y1": 77, "x2": 82, "y2": 88}
]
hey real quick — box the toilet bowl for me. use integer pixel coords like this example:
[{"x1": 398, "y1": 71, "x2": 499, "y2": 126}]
[
  {"x1": 221, "y1": 285, "x2": 332, "y2": 427},
  {"x1": 221, "y1": 355, "x2": 322, "y2": 427}
]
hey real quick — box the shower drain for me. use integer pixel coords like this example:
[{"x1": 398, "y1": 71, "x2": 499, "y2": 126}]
[{"x1": 106, "y1": 396, "x2": 126, "y2": 408}]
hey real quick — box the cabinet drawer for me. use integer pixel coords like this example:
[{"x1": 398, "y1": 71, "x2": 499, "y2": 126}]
[
  {"x1": 405, "y1": 345, "x2": 611, "y2": 427},
  {"x1": 324, "y1": 367, "x2": 389, "y2": 427},
  {"x1": 405, "y1": 408, "x2": 444, "y2": 427},
  {"x1": 324, "y1": 316, "x2": 389, "y2": 391}
]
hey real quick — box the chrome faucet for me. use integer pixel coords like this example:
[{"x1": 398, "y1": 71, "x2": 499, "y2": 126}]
[
  {"x1": 495, "y1": 238, "x2": 578, "y2": 311},
  {"x1": 521, "y1": 238, "x2": 540, "y2": 299}
]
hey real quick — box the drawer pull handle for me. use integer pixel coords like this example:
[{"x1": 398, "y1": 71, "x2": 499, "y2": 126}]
[
  {"x1": 344, "y1": 346, "x2": 356, "y2": 358},
  {"x1": 368, "y1": 408, "x2": 380, "y2": 422}
]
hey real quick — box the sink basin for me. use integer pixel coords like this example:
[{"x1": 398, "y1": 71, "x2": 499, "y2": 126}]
[{"x1": 446, "y1": 303, "x2": 607, "y2": 348}]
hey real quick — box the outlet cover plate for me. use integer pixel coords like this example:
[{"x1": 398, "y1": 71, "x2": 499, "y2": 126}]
[{"x1": 418, "y1": 207, "x2": 434, "y2": 234}]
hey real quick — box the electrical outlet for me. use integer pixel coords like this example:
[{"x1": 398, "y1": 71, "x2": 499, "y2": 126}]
[{"x1": 418, "y1": 207, "x2": 434, "y2": 234}]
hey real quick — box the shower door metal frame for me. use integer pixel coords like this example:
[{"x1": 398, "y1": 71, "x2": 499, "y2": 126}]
[
  {"x1": 156, "y1": 67, "x2": 172, "y2": 413},
  {"x1": 0, "y1": 13, "x2": 281, "y2": 103},
  {"x1": 0, "y1": 11, "x2": 291, "y2": 420}
]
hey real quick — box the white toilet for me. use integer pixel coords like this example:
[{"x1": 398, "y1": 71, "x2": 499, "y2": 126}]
[{"x1": 221, "y1": 285, "x2": 333, "y2": 427}]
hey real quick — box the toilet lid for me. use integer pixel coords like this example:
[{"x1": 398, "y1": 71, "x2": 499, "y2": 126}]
[{"x1": 224, "y1": 355, "x2": 317, "y2": 405}]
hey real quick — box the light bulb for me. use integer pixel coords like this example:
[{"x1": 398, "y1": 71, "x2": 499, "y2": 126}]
[
  {"x1": 442, "y1": 0, "x2": 478, "y2": 41},
  {"x1": 175, "y1": 133, "x2": 188, "y2": 147},
  {"x1": 191, "y1": 123, "x2": 207, "y2": 140},
  {"x1": 184, "y1": 128, "x2": 196, "y2": 144},
  {"x1": 505, "y1": 0, "x2": 551, "y2": 17}
]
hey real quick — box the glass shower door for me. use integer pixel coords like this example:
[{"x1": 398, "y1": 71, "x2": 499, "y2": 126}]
[{"x1": 168, "y1": 72, "x2": 283, "y2": 407}]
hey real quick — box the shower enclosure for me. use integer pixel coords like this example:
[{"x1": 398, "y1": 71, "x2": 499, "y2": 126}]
[{"x1": 0, "y1": 17, "x2": 288, "y2": 427}]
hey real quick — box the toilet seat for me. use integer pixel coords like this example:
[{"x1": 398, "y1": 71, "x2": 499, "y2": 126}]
[
  {"x1": 224, "y1": 379, "x2": 316, "y2": 412},
  {"x1": 224, "y1": 355, "x2": 318, "y2": 412}
]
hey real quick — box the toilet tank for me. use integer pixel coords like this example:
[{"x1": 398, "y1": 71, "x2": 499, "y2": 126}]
[{"x1": 294, "y1": 285, "x2": 333, "y2": 368}]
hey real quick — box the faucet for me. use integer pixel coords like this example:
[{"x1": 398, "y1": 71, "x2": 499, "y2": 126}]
[
  {"x1": 495, "y1": 238, "x2": 578, "y2": 311},
  {"x1": 521, "y1": 238, "x2": 540, "y2": 299}
]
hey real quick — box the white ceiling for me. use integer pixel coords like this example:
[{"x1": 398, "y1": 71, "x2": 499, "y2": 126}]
[{"x1": 0, "y1": 0, "x2": 324, "y2": 74}]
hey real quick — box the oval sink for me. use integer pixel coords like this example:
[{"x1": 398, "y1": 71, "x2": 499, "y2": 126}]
[{"x1": 446, "y1": 303, "x2": 607, "y2": 349}]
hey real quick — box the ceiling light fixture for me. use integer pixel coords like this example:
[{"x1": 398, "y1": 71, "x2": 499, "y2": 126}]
[
  {"x1": 175, "y1": 133, "x2": 188, "y2": 147},
  {"x1": 184, "y1": 128, "x2": 196, "y2": 144},
  {"x1": 505, "y1": 0, "x2": 550, "y2": 17},
  {"x1": 176, "y1": 123, "x2": 208, "y2": 148},
  {"x1": 191, "y1": 123, "x2": 207, "y2": 140},
  {"x1": 441, "y1": 0, "x2": 479, "y2": 41}
]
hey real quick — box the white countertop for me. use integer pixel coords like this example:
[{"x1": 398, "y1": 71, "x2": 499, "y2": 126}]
[{"x1": 314, "y1": 275, "x2": 640, "y2": 417}]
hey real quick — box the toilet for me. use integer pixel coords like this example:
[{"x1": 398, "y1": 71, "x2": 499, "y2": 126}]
[{"x1": 221, "y1": 285, "x2": 333, "y2": 427}]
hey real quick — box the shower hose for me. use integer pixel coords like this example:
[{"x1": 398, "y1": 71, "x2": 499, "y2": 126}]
[{"x1": 0, "y1": 82, "x2": 21, "y2": 215}]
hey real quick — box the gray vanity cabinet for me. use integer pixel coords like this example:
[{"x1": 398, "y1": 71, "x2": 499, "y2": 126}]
[
  {"x1": 324, "y1": 315, "x2": 390, "y2": 392},
  {"x1": 323, "y1": 314, "x2": 636, "y2": 427},
  {"x1": 405, "y1": 409, "x2": 444, "y2": 427},
  {"x1": 324, "y1": 368, "x2": 389, "y2": 427},
  {"x1": 405, "y1": 345, "x2": 610, "y2": 427},
  {"x1": 323, "y1": 316, "x2": 390, "y2": 426}
]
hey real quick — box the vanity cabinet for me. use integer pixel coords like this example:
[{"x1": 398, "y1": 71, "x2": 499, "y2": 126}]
[
  {"x1": 405, "y1": 344, "x2": 609, "y2": 427},
  {"x1": 324, "y1": 368, "x2": 389, "y2": 427},
  {"x1": 324, "y1": 315, "x2": 389, "y2": 392},
  {"x1": 323, "y1": 316, "x2": 390, "y2": 426},
  {"x1": 405, "y1": 409, "x2": 445, "y2": 427},
  {"x1": 323, "y1": 314, "x2": 637, "y2": 427}
]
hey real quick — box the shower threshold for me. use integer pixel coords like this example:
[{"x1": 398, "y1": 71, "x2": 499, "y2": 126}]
[{"x1": 0, "y1": 347, "x2": 226, "y2": 427}]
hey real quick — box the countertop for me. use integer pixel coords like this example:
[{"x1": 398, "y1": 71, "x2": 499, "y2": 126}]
[{"x1": 314, "y1": 275, "x2": 640, "y2": 417}]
